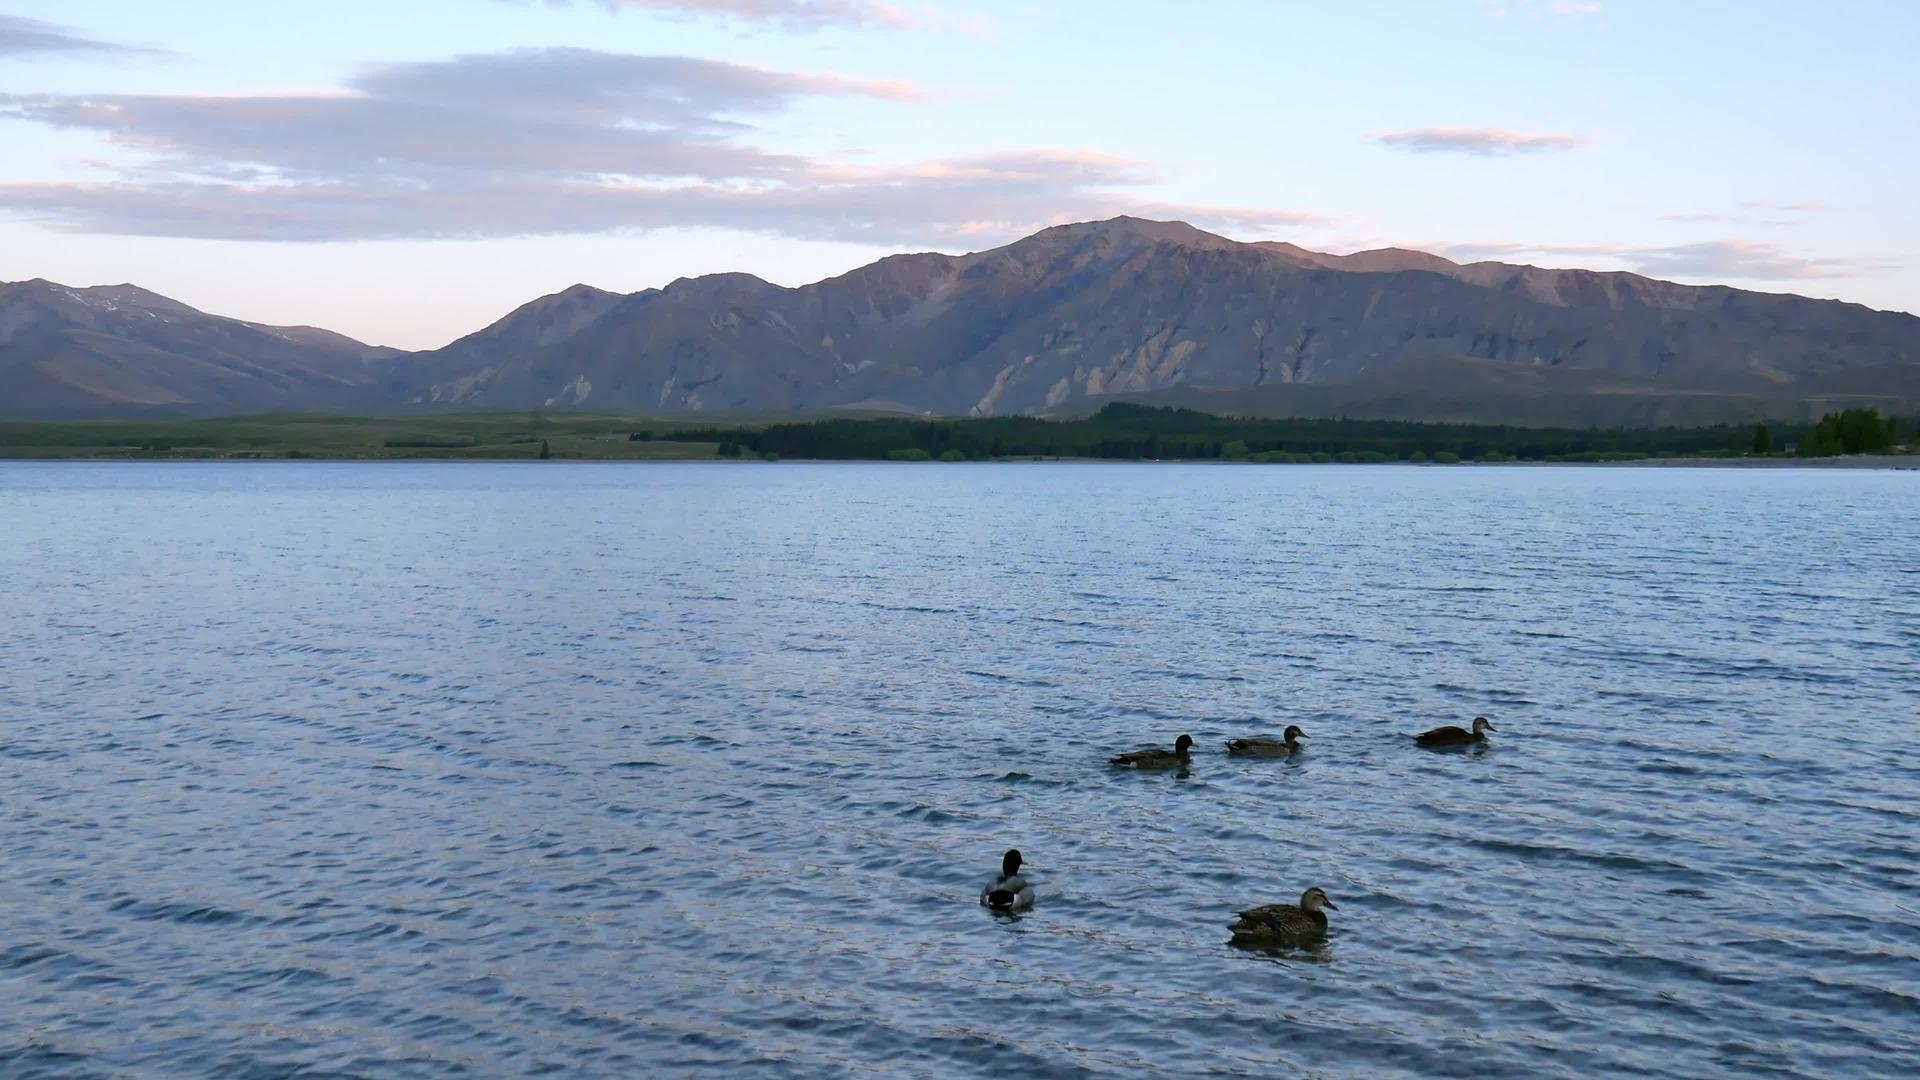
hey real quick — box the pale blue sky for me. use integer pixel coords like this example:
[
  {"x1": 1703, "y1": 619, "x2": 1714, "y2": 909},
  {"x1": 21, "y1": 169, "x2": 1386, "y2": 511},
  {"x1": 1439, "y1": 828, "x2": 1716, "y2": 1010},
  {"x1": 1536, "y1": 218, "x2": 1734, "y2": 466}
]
[{"x1": 1, "y1": 0, "x2": 1913, "y2": 348}]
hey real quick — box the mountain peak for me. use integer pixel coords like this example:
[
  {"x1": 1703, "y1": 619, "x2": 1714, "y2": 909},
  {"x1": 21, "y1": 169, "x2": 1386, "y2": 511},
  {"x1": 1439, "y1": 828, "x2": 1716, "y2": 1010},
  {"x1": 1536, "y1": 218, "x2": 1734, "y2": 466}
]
[
  {"x1": 1334, "y1": 247, "x2": 1461, "y2": 274},
  {"x1": 1031, "y1": 216, "x2": 1236, "y2": 249},
  {"x1": 80, "y1": 283, "x2": 205, "y2": 314}
]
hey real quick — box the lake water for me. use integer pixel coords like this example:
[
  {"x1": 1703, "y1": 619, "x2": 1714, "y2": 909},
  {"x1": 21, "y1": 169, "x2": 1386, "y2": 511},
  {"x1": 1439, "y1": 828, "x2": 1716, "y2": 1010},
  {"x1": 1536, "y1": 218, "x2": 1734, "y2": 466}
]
[{"x1": 2, "y1": 462, "x2": 1918, "y2": 1078}]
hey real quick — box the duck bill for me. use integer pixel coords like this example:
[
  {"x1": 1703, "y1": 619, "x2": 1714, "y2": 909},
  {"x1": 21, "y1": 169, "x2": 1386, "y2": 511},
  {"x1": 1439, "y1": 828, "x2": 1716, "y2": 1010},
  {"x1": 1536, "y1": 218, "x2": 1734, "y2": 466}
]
[{"x1": 1322, "y1": 900, "x2": 1338, "y2": 910}]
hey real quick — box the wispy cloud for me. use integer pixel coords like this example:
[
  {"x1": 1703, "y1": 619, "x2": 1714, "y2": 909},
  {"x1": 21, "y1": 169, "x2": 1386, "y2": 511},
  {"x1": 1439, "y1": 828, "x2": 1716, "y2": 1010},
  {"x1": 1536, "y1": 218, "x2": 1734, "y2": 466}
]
[
  {"x1": 1431, "y1": 238, "x2": 1896, "y2": 281},
  {"x1": 0, "y1": 14, "x2": 164, "y2": 58},
  {"x1": 1482, "y1": 1, "x2": 1602, "y2": 17},
  {"x1": 1630, "y1": 240, "x2": 1896, "y2": 281},
  {"x1": 0, "y1": 47, "x2": 1318, "y2": 246},
  {"x1": 1659, "y1": 201, "x2": 1829, "y2": 227},
  {"x1": 1373, "y1": 126, "x2": 1590, "y2": 155},
  {"x1": 534, "y1": 0, "x2": 977, "y2": 33}
]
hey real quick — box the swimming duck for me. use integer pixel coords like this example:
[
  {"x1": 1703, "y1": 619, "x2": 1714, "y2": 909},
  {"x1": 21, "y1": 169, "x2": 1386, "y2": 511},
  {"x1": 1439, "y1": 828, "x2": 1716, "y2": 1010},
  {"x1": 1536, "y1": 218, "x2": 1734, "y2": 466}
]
[
  {"x1": 1229, "y1": 887, "x2": 1337, "y2": 945},
  {"x1": 980, "y1": 849, "x2": 1035, "y2": 911},
  {"x1": 1414, "y1": 716, "x2": 1494, "y2": 747},
  {"x1": 1226, "y1": 725, "x2": 1307, "y2": 758},
  {"x1": 1109, "y1": 734, "x2": 1194, "y2": 769}
]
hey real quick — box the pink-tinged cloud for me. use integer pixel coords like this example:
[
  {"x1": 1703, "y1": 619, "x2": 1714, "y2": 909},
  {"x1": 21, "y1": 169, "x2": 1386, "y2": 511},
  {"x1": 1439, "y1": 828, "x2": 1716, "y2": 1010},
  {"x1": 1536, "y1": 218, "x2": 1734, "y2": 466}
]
[
  {"x1": 0, "y1": 173, "x2": 1322, "y2": 247},
  {"x1": 0, "y1": 47, "x2": 1320, "y2": 246},
  {"x1": 1374, "y1": 127, "x2": 1590, "y2": 156},
  {"x1": 546, "y1": 0, "x2": 978, "y2": 33},
  {"x1": 0, "y1": 50, "x2": 917, "y2": 185}
]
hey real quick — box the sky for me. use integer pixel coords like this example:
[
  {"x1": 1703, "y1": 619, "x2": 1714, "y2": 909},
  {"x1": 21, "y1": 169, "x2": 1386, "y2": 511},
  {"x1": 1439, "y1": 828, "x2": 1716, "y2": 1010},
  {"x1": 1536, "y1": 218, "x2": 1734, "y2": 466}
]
[{"x1": 1, "y1": 0, "x2": 1914, "y2": 350}]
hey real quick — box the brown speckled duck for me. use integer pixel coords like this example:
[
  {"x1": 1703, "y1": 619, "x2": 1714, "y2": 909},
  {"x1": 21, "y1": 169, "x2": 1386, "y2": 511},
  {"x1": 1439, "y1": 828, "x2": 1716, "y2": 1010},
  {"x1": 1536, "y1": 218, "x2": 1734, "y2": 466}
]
[{"x1": 1229, "y1": 887, "x2": 1338, "y2": 946}]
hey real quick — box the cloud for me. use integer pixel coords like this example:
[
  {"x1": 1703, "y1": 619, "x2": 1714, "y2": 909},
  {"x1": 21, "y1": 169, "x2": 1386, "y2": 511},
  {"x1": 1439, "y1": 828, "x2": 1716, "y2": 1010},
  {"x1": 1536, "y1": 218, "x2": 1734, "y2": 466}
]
[
  {"x1": 1628, "y1": 240, "x2": 1896, "y2": 281},
  {"x1": 0, "y1": 48, "x2": 1320, "y2": 247},
  {"x1": 0, "y1": 166, "x2": 1321, "y2": 247},
  {"x1": 354, "y1": 48, "x2": 922, "y2": 113},
  {"x1": 1482, "y1": 0, "x2": 1601, "y2": 17},
  {"x1": 1373, "y1": 127, "x2": 1590, "y2": 155},
  {"x1": 534, "y1": 0, "x2": 976, "y2": 33},
  {"x1": 3, "y1": 50, "x2": 913, "y2": 185},
  {"x1": 1430, "y1": 238, "x2": 1896, "y2": 281},
  {"x1": 0, "y1": 14, "x2": 163, "y2": 58},
  {"x1": 1660, "y1": 212, "x2": 1794, "y2": 226},
  {"x1": 1659, "y1": 201, "x2": 1828, "y2": 227}
]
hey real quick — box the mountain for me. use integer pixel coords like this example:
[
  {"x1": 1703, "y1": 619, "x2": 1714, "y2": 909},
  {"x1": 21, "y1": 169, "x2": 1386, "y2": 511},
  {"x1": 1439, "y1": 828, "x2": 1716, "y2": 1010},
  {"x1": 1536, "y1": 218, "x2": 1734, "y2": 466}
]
[
  {"x1": 398, "y1": 217, "x2": 1920, "y2": 418},
  {"x1": 0, "y1": 279, "x2": 398, "y2": 417},
  {"x1": 1056, "y1": 355, "x2": 1920, "y2": 430},
  {"x1": 6, "y1": 217, "x2": 1918, "y2": 423}
]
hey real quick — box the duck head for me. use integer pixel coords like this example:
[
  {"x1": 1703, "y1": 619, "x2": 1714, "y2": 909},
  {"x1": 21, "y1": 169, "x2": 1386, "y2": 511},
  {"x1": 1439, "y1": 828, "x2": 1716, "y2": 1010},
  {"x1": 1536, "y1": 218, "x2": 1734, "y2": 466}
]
[
  {"x1": 1301, "y1": 886, "x2": 1338, "y2": 912},
  {"x1": 1001, "y1": 849, "x2": 1023, "y2": 877},
  {"x1": 1283, "y1": 725, "x2": 1308, "y2": 743},
  {"x1": 1471, "y1": 717, "x2": 1494, "y2": 734},
  {"x1": 1174, "y1": 734, "x2": 1194, "y2": 756}
]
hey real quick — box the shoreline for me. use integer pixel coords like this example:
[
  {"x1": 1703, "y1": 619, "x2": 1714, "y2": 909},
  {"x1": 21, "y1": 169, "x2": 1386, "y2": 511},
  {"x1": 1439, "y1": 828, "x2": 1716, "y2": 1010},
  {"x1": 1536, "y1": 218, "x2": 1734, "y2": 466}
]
[{"x1": 4, "y1": 454, "x2": 1916, "y2": 469}]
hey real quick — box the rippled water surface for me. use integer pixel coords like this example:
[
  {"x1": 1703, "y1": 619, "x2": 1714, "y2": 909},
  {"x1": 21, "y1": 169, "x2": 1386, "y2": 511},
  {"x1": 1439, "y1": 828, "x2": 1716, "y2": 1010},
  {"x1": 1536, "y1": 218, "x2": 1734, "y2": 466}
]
[{"x1": 3, "y1": 461, "x2": 1919, "y2": 1078}]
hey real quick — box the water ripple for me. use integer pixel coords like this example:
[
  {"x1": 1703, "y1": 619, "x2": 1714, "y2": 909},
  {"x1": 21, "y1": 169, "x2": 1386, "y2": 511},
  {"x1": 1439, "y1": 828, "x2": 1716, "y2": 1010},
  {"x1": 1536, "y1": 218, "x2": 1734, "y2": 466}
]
[{"x1": 1, "y1": 461, "x2": 1917, "y2": 1078}]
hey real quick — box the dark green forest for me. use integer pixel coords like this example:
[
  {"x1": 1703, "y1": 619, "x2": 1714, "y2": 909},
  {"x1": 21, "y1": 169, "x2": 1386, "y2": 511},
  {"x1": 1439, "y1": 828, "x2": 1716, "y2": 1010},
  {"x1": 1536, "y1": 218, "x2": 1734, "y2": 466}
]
[
  {"x1": 2, "y1": 405, "x2": 1906, "y2": 462},
  {"x1": 659, "y1": 404, "x2": 1908, "y2": 463},
  {"x1": 1794, "y1": 408, "x2": 1902, "y2": 456}
]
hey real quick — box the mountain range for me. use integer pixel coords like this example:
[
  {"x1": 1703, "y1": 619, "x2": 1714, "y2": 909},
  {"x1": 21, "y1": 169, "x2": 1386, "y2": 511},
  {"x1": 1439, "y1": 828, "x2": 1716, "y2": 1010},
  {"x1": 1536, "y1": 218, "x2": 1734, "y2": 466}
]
[{"x1": 6, "y1": 217, "x2": 1918, "y2": 425}]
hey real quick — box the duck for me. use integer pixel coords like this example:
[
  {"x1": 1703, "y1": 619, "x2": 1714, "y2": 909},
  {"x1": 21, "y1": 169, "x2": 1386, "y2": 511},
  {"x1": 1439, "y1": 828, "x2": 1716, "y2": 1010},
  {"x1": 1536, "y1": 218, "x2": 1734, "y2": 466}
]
[
  {"x1": 1226, "y1": 725, "x2": 1307, "y2": 758},
  {"x1": 1229, "y1": 887, "x2": 1337, "y2": 946},
  {"x1": 1414, "y1": 716, "x2": 1494, "y2": 747},
  {"x1": 979, "y1": 849, "x2": 1035, "y2": 911},
  {"x1": 1109, "y1": 733, "x2": 1194, "y2": 769}
]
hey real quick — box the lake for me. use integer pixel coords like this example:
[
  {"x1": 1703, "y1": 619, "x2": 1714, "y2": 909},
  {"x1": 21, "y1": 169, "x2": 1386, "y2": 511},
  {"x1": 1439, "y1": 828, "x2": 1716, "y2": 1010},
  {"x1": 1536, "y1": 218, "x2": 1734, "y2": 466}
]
[{"x1": 2, "y1": 461, "x2": 1917, "y2": 1078}]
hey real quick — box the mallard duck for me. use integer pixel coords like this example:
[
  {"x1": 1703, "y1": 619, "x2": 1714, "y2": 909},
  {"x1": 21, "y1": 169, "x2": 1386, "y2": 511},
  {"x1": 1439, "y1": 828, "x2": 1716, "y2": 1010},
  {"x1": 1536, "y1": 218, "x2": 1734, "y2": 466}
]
[
  {"x1": 1109, "y1": 733, "x2": 1194, "y2": 769},
  {"x1": 1414, "y1": 716, "x2": 1494, "y2": 747},
  {"x1": 1229, "y1": 887, "x2": 1337, "y2": 945},
  {"x1": 1226, "y1": 725, "x2": 1307, "y2": 758},
  {"x1": 979, "y1": 849, "x2": 1035, "y2": 910}
]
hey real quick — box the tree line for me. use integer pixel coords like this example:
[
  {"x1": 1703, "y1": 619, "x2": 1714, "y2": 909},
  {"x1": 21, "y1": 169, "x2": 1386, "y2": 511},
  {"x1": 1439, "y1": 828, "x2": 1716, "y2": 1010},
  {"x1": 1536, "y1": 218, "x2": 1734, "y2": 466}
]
[{"x1": 645, "y1": 404, "x2": 1910, "y2": 462}]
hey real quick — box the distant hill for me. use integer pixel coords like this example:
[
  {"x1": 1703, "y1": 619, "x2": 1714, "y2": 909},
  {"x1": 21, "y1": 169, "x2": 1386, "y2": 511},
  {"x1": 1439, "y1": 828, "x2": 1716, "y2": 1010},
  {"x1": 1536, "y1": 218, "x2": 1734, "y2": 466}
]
[
  {"x1": 5, "y1": 217, "x2": 1918, "y2": 423},
  {"x1": 0, "y1": 279, "x2": 398, "y2": 417}
]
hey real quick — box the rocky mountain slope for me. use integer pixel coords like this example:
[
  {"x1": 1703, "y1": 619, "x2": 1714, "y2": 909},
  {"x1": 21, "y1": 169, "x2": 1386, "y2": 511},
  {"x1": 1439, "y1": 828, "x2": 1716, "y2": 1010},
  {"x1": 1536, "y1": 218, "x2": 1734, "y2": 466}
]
[
  {"x1": 6, "y1": 217, "x2": 1917, "y2": 422},
  {"x1": 399, "y1": 217, "x2": 1920, "y2": 417},
  {"x1": 0, "y1": 279, "x2": 398, "y2": 416}
]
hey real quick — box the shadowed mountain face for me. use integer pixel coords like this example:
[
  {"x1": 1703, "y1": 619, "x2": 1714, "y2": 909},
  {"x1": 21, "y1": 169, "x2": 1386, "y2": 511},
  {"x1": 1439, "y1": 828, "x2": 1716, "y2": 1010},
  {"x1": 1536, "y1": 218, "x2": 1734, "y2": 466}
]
[
  {"x1": 6, "y1": 217, "x2": 1918, "y2": 421},
  {"x1": 401, "y1": 217, "x2": 1920, "y2": 417},
  {"x1": 0, "y1": 279, "x2": 399, "y2": 416},
  {"x1": 1060, "y1": 355, "x2": 1920, "y2": 430}
]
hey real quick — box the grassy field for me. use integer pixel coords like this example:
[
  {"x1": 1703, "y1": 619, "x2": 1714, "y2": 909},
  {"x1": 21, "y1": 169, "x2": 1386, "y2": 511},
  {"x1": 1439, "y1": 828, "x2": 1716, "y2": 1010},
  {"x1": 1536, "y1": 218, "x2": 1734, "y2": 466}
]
[{"x1": 0, "y1": 413, "x2": 726, "y2": 460}]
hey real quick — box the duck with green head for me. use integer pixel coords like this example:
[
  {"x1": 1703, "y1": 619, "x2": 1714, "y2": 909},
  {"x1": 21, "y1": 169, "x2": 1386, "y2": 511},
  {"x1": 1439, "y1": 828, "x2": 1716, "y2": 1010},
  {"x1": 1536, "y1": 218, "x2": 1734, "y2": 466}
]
[{"x1": 980, "y1": 849, "x2": 1035, "y2": 911}]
